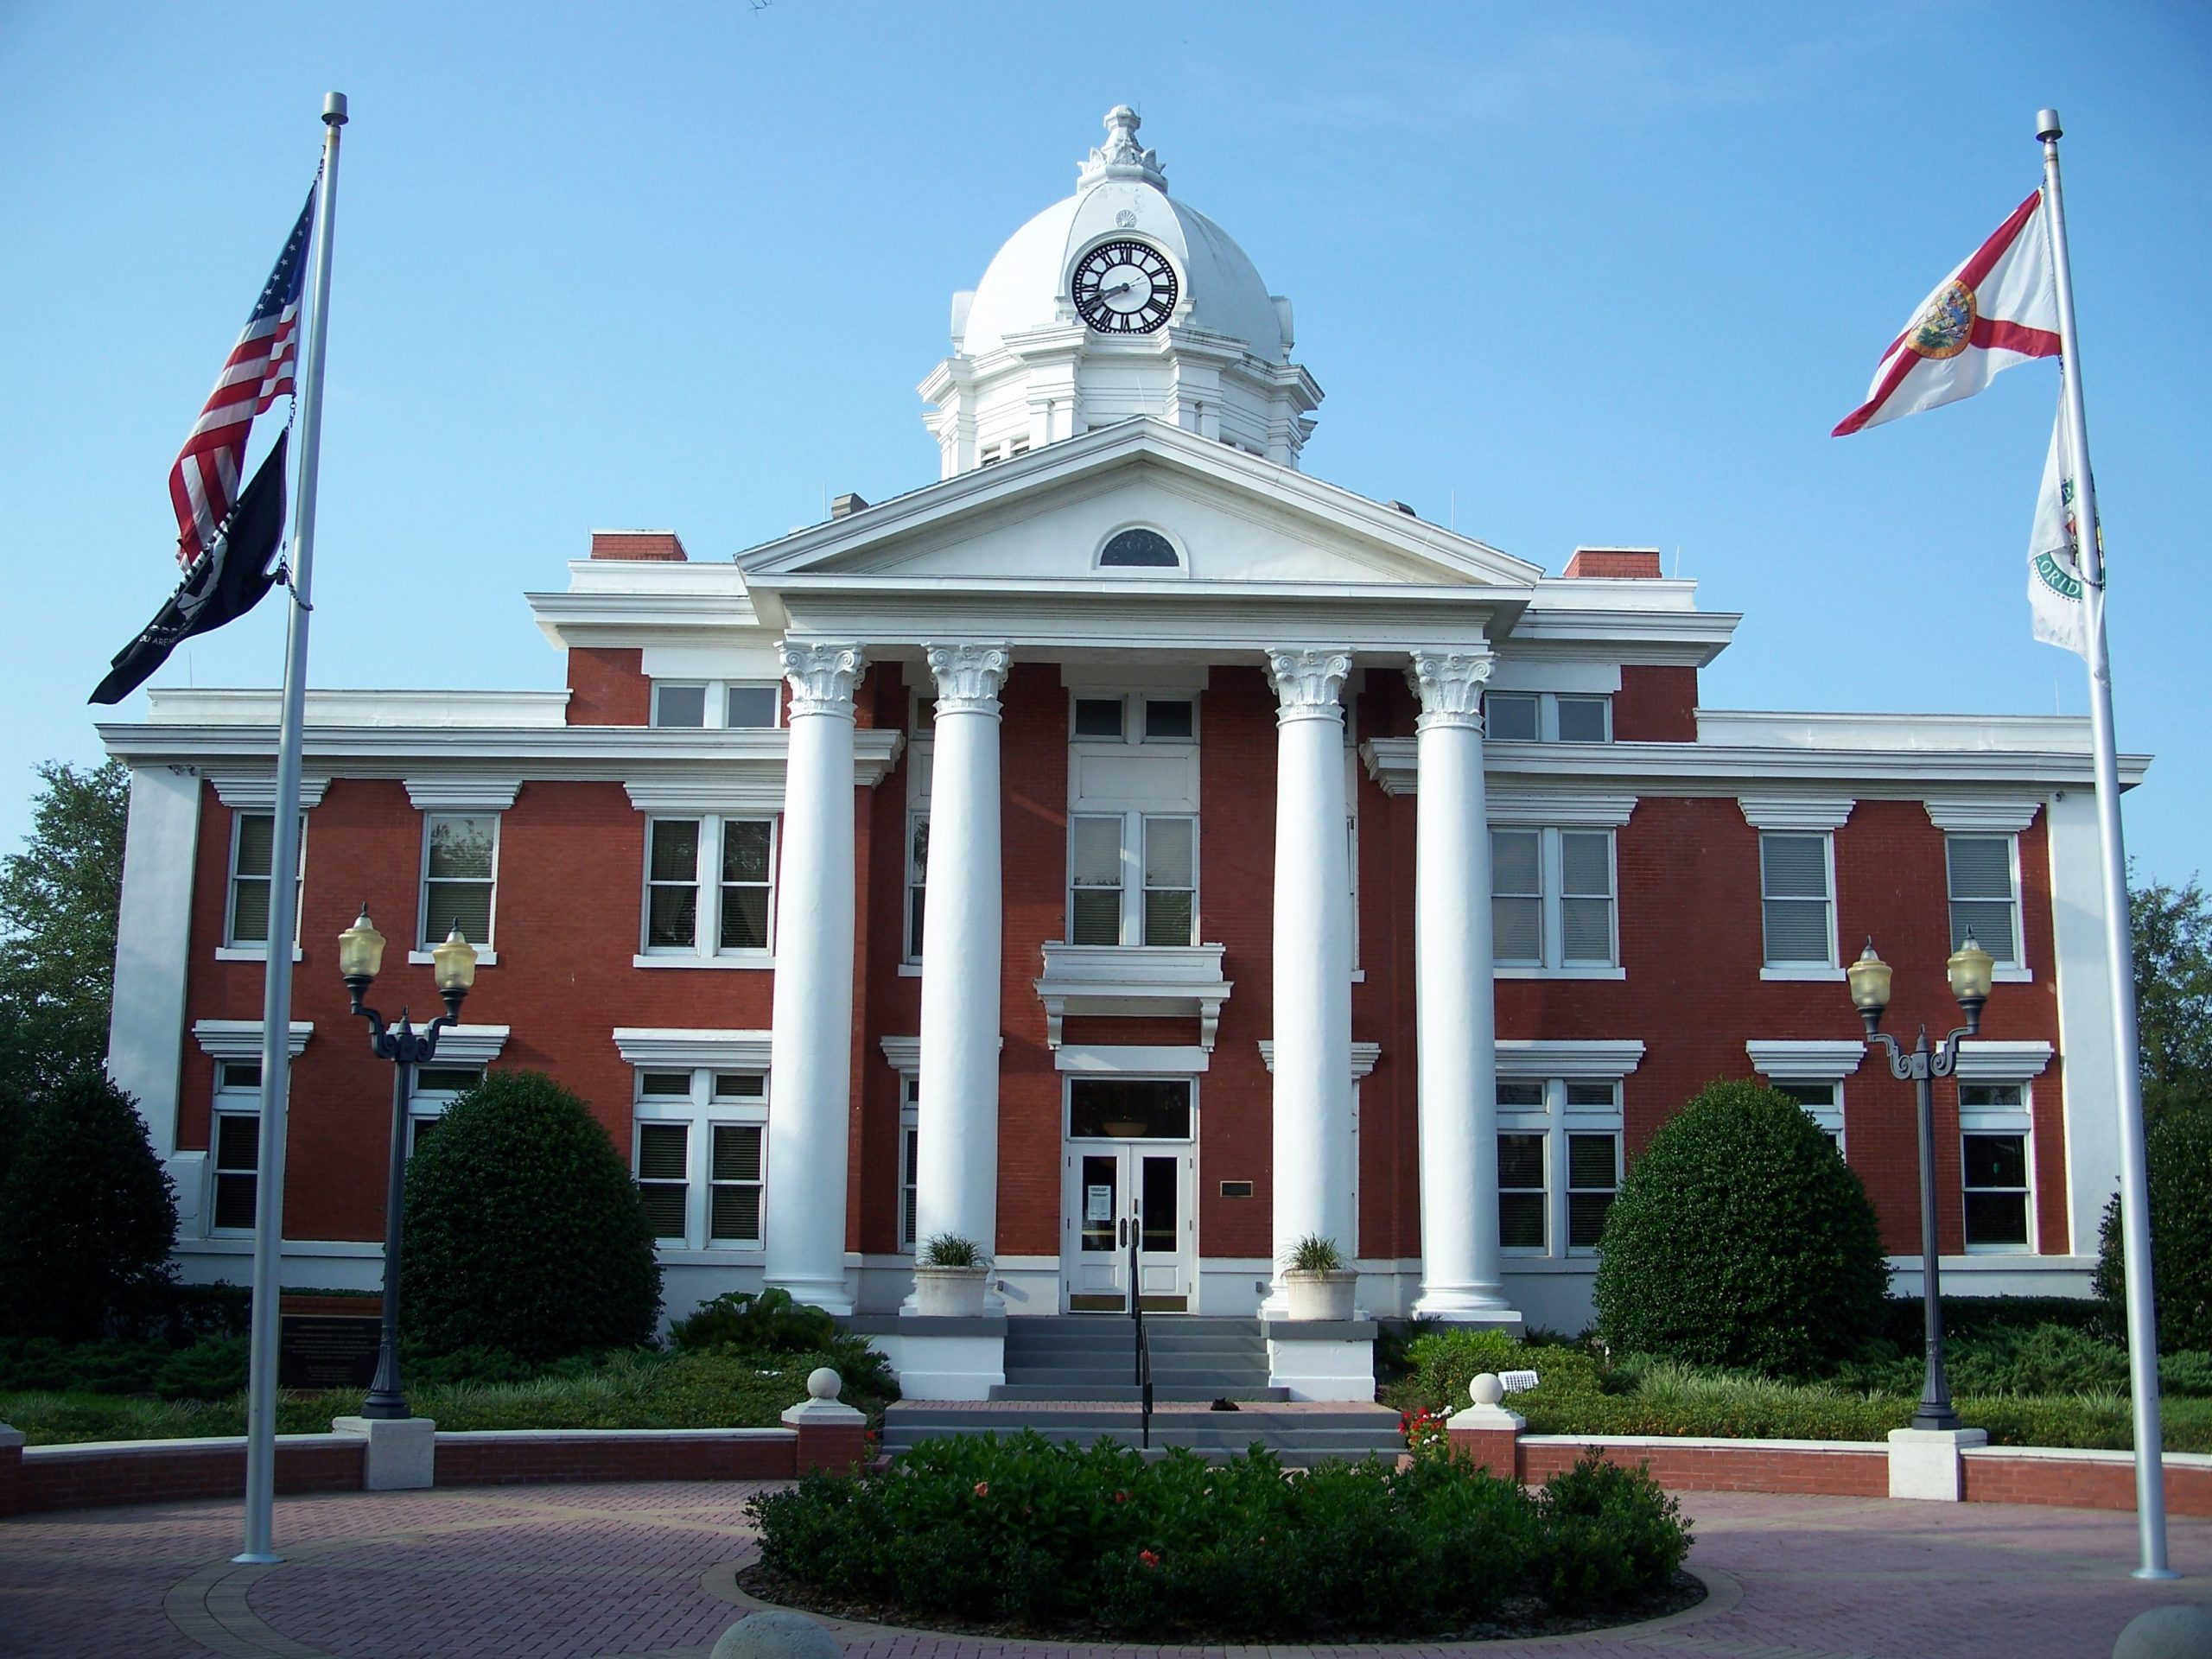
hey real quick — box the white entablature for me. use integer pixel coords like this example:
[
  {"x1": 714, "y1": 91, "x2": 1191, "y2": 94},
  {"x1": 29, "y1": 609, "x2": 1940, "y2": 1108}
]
[{"x1": 920, "y1": 107, "x2": 1322, "y2": 478}]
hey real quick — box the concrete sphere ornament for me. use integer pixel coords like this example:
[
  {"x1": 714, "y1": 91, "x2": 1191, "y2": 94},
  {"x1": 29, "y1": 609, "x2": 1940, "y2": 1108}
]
[
  {"x1": 1470, "y1": 1372, "x2": 1506, "y2": 1408},
  {"x1": 2112, "y1": 1605, "x2": 2212, "y2": 1659},
  {"x1": 805, "y1": 1367, "x2": 842, "y2": 1402},
  {"x1": 710, "y1": 1611, "x2": 844, "y2": 1659}
]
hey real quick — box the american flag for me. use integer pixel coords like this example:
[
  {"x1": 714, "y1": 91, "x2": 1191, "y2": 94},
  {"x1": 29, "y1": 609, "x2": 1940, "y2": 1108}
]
[{"x1": 168, "y1": 187, "x2": 315, "y2": 569}]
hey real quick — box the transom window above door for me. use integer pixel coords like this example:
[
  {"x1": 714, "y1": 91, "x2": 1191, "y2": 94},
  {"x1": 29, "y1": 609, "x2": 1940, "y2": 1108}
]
[
  {"x1": 1067, "y1": 1077, "x2": 1193, "y2": 1140},
  {"x1": 1071, "y1": 694, "x2": 1197, "y2": 744}
]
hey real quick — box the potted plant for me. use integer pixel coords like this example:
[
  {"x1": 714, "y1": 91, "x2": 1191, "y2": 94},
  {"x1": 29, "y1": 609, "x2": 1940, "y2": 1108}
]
[
  {"x1": 1281, "y1": 1233, "x2": 1357, "y2": 1320},
  {"x1": 913, "y1": 1232, "x2": 992, "y2": 1317}
]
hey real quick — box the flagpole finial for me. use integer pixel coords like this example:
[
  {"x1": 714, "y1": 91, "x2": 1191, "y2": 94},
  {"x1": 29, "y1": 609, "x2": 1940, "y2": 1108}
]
[
  {"x1": 323, "y1": 92, "x2": 348, "y2": 127},
  {"x1": 2037, "y1": 108, "x2": 2062, "y2": 142}
]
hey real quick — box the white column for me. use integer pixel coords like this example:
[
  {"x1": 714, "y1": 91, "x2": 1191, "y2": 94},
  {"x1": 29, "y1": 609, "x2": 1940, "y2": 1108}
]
[
  {"x1": 1265, "y1": 646, "x2": 1356, "y2": 1303},
  {"x1": 912, "y1": 643, "x2": 1013, "y2": 1283},
  {"x1": 1408, "y1": 649, "x2": 1516, "y2": 1319},
  {"x1": 764, "y1": 641, "x2": 867, "y2": 1316}
]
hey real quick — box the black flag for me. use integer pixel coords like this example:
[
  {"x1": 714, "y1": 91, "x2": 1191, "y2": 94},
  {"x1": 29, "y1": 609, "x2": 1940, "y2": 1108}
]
[{"x1": 92, "y1": 432, "x2": 289, "y2": 705}]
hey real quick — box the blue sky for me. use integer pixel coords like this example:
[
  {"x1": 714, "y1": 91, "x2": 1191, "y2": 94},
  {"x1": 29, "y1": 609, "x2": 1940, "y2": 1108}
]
[{"x1": 3, "y1": 3, "x2": 2206, "y2": 889}]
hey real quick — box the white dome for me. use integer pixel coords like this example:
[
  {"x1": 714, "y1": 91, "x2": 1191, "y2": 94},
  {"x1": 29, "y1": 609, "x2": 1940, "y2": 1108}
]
[{"x1": 957, "y1": 108, "x2": 1286, "y2": 362}]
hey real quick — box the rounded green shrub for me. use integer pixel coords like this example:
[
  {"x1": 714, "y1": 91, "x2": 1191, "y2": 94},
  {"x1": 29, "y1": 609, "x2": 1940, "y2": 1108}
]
[
  {"x1": 2094, "y1": 1109, "x2": 2212, "y2": 1351},
  {"x1": 0, "y1": 1070, "x2": 176, "y2": 1339},
  {"x1": 1592, "y1": 1078, "x2": 1887, "y2": 1376},
  {"x1": 400, "y1": 1070, "x2": 660, "y2": 1363}
]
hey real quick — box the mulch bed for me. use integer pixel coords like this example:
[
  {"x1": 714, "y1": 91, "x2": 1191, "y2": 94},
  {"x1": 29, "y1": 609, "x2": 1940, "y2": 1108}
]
[{"x1": 737, "y1": 1562, "x2": 1706, "y2": 1645}]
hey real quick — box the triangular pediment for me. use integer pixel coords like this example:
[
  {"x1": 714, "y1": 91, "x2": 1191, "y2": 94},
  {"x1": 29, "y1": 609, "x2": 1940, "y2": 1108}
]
[{"x1": 739, "y1": 419, "x2": 1541, "y2": 594}]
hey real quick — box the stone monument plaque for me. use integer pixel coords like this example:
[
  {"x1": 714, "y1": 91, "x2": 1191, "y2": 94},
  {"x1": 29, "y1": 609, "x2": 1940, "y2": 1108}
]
[{"x1": 278, "y1": 1315, "x2": 382, "y2": 1389}]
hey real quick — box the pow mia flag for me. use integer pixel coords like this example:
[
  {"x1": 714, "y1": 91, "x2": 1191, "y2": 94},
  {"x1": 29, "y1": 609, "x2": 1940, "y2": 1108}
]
[{"x1": 91, "y1": 430, "x2": 289, "y2": 705}]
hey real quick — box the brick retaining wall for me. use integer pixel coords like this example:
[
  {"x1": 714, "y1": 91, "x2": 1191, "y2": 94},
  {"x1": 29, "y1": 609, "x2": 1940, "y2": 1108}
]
[
  {"x1": 18, "y1": 1434, "x2": 365, "y2": 1515},
  {"x1": 434, "y1": 1429, "x2": 798, "y2": 1487},
  {"x1": 1960, "y1": 1445, "x2": 2212, "y2": 1516},
  {"x1": 1519, "y1": 1435, "x2": 1890, "y2": 1497}
]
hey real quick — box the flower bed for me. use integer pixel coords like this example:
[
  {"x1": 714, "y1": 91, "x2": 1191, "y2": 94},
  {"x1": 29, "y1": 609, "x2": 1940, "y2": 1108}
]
[{"x1": 744, "y1": 1430, "x2": 1697, "y2": 1641}]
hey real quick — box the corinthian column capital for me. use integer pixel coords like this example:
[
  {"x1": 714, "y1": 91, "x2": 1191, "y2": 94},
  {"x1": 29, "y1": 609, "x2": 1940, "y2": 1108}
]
[
  {"x1": 1265, "y1": 646, "x2": 1353, "y2": 723},
  {"x1": 779, "y1": 641, "x2": 868, "y2": 718},
  {"x1": 1406, "y1": 648, "x2": 1495, "y2": 732},
  {"x1": 925, "y1": 642, "x2": 1014, "y2": 717}
]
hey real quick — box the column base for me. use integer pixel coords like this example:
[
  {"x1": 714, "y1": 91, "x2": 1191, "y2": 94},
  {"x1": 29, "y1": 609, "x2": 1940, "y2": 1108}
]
[
  {"x1": 1412, "y1": 1287, "x2": 1523, "y2": 1330},
  {"x1": 764, "y1": 1274, "x2": 855, "y2": 1319}
]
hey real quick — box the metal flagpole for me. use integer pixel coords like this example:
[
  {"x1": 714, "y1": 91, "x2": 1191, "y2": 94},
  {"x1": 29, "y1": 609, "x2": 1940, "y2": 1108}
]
[
  {"x1": 237, "y1": 91, "x2": 348, "y2": 1567},
  {"x1": 2036, "y1": 106, "x2": 2173, "y2": 1581}
]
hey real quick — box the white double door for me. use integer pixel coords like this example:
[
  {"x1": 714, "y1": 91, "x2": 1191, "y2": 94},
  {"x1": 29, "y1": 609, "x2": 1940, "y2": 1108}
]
[{"x1": 1061, "y1": 1139, "x2": 1196, "y2": 1313}]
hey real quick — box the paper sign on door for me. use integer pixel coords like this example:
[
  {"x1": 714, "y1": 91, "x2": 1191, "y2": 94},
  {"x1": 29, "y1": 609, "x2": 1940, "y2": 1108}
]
[{"x1": 1085, "y1": 1185, "x2": 1112, "y2": 1222}]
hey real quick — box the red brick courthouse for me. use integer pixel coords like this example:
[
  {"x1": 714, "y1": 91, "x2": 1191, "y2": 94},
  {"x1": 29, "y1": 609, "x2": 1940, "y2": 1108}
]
[{"x1": 98, "y1": 108, "x2": 2138, "y2": 1401}]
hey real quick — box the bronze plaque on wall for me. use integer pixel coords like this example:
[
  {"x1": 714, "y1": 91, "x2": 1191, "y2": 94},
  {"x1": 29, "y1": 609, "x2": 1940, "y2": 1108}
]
[{"x1": 277, "y1": 1315, "x2": 381, "y2": 1389}]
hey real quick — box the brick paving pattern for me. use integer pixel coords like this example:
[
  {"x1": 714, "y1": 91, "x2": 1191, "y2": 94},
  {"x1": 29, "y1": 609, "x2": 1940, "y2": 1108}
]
[{"x1": 1, "y1": 1481, "x2": 2206, "y2": 1658}]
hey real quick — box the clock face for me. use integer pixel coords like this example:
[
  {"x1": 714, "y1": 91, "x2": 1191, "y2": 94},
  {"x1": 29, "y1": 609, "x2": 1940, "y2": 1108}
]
[{"x1": 1071, "y1": 239, "x2": 1179, "y2": 334}]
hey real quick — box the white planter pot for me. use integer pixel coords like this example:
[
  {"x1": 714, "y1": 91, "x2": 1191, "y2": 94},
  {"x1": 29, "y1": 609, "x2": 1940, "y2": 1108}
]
[
  {"x1": 1282, "y1": 1268, "x2": 1357, "y2": 1321},
  {"x1": 912, "y1": 1265, "x2": 990, "y2": 1318}
]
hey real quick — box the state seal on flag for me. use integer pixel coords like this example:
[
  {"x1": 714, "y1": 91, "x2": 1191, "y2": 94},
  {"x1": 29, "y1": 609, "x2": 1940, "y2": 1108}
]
[
  {"x1": 1907, "y1": 278, "x2": 1977, "y2": 360},
  {"x1": 2032, "y1": 549, "x2": 2083, "y2": 601}
]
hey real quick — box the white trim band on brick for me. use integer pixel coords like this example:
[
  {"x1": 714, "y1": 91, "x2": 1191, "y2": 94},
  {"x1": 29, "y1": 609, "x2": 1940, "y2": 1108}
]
[
  {"x1": 404, "y1": 777, "x2": 523, "y2": 812},
  {"x1": 1055, "y1": 1046, "x2": 1211, "y2": 1074},
  {"x1": 613, "y1": 1028, "x2": 773, "y2": 1070},
  {"x1": 193, "y1": 1020, "x2": 313, "y2": 1059},
  {"x1": 1738, "y1": 795, "x2": 1855, "y2": 831},
  {"x1": 1745, "y1": 1039, "x2": 1870, "y2": 1081}
]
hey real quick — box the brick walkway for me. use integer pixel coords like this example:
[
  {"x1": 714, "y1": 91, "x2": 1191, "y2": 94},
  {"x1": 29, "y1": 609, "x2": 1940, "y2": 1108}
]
[{"x1": 2, "y1": 1481, "x2": 2207, "y2": 1658}]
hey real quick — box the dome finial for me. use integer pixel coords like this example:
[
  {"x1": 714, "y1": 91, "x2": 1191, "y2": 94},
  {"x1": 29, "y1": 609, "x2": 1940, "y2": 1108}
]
[{"x1": 1079, "y1": 104, "x2": 1166, "y2": 190}]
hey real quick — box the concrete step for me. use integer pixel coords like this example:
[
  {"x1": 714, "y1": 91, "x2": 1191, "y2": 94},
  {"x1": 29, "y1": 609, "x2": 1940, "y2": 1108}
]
[
  {"x1": 988, "y1": 1383, "x2": 1291, "y2": 1402},
  {"x1": 881, "y1": 1402, "x2": 1405, "y2": 1464}
]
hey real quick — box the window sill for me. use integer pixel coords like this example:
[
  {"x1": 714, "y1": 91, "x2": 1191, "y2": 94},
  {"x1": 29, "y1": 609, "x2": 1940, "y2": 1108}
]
[
  {"x1": 1494, "y1": 965, "x2": 1626, "y2": 981},
  {"x1": 899, "y1": 963, "x2": 923, "y2": 976},
  {"x1": 215, "y1": 945, "x2": 302, "y2": 963},
  {"x1": 1992, "y1": 967, "x2": 2034, "y2": 983},
  {"x1": 631, "y1": 953, "x2": 772, "y2": 970},
  {"x1": 1962, "y1": 1242, "x2": 2036, "y2": 1255},
  {"x1": 410, "y1": 949, "x2": 499, "y2": 968},
  {"x1": 650, "y1": 1245, "x2": 769, "y2": 1263},
  {"x1": 1759, "y1": 965, "x2": 1845, "y2": 982}
]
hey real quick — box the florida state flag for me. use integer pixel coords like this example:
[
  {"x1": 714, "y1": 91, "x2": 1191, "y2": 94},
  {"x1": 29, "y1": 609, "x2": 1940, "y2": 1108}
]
[{"x1": 1834, "y1": 191, "x2": 2061, "y2": 435}]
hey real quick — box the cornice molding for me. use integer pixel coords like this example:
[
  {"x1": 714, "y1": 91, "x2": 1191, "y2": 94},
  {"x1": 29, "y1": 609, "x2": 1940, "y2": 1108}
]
[
  {"x1": 1494, "y1": 1039, "x2": 1646, "y2": 1079},
  {"x1": 612, "y1": 1027, "x2": 773, "y2": 1071},
  {"x1": 421, "y1": 1025, "x2": 511, "y2": 1066},
  {"x1": 623, "y1": 779, "x2": 784, "y2": 816},
  {"x1": 1954, "y1": 1039, "x2": 2055, "y2": 1081},
  {"x1": 1256, "y1": 1039, "x2": 1381, "y2": 1079},
  {"x1": 1923, "y1": 797, "x2": 2043, "y2": 834},
  {"x1": 1738, "y1": 795, "x2": 1856, "y2": 832},
  {"x1": 206, "y1": 772, "x2": 330, "y2": 811},
  {"x1": 404, "y1": 777, "x2": 523, "y2": 813},
  {"x1": 1745, "y1": 1039, "x2": 1869, "y2": 1082},
  {"x1": 1487, "y1": 790, "x2": 1637, "y2": 828},
  {"x1": 192, "y1": 1020, "x2": 313, "y2": 1060}
]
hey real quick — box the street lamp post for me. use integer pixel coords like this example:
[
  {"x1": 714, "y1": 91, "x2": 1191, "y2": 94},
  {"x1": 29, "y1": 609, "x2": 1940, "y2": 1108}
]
[
  {"x1": 338, "y1": 905, "x2": 477, "y2": 1421},
  {"x1": 1846, "y1": 931, "x2": 1996, "y2": 1433}
]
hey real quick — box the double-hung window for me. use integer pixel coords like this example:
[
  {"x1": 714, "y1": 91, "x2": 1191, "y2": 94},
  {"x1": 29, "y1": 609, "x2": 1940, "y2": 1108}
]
[
  {"x1": 422, "y1": 814, "x2": 498, "y2": 949},
  {"x1": 1491, "y1": 828, "x2": 1618, "y2": 969},
  {"x1": 899, "y1": 1074, "x2": 921, "y2": 1252},
  {"x1": 210, "y1": 1060, "x2": 263, "y2": 1234},
  {"x1": 1774, "y1": 1081, "x2": 1846, "y2": 1155},
  {"x1": 1947, "y1": 835, "x2": 2022, "y2": 965},
  {"x1": 407, "y1": 1065, "x2": 484, "y2": 1157},
  {"x1": 1495, "y1": 1075, "x2": 1625, "y2": 1255},
  {"x1": 1960, "y1": 1081, "x2": 2033, "y2": 1250},
  {"x1": 226, "y1": 814, "x2": 305, "y2": 950},
  {"x1": 632, "y1": 1068, "x2": 769, "y2": 1250},
  {"x1": 651, "y1": 680, "x2": 780, "y2": 729},
  {"x1": 1070, "y1": 815, "x2": 1197, "y2": 945},
  {"x1": 1759, "y1": 832, "x2": 1834, "y2": 969},
  {"x1": 641, "y1": 817, "x2": 774, "y2": 961}
]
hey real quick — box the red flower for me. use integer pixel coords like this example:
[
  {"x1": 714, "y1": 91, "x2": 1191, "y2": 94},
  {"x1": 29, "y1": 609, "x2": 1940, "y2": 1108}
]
[
  {"x1": 1139, "y1": 1548, "x2": 1160, "y2": 1568},
  {"x1": 974, "y1": 1481, "x2": 988, "y2": 1497},
  {"x1": 1113, "y1": 1491, "x2": 1128, "y2": 1503}
]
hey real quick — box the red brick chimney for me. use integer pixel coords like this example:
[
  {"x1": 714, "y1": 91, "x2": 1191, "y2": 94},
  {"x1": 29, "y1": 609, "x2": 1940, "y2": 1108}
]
[
  {"x1": 589, "y1": 530, "x2": 689, "y2": 563},
  {"x1": 1561, "y1": 546, "x2": 1662, "y2": 579}
]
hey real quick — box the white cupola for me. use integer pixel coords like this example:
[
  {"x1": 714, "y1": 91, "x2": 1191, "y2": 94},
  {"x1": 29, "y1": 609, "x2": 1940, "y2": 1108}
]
[{"x1": 919, "y1": 106, "x2": 1323, "y2": 477}]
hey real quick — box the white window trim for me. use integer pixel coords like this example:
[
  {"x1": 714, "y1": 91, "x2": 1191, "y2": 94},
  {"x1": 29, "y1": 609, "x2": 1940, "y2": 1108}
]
[
  {"x1": 633, "y1": 813, "x2": 776, "y2": 968},
  {"x1": 1091, "y1": 522, "x2": 1189, "y2": 575},
  {"x1": 193, "y1": 1020, "x2": 314, "y2": 1060},
  {"x1": 1738, "y1": 796, "x2": 1856, "y2": 833},
  {"x1": 1757, "y1": 829, "x2": 1840, "y2": 976},
  {"x1": 615, "y1": 1028, "x2": 774, "y2": 1071},
  {"x1": 630, "y1": 1062, "x2": 771, "y2": 1255},
  {"x1": 414, "y1": 809, "x2": 503, "y2": 964},
  {"x1": 1945, "y1": 830, "x2": 2033, "y2": 983},
  {"x1": 1952, "y1": 1040, "x2": 2054, "y2": 1082},
  {"x1": 218, "y1": 810, "x2": 308, "y2": 961},
  {"x1": 898, "y1": 1074, "x2": 919, "y2": 1253},
  {"x1": 1745, "y1": 1039, "x2": 1863, "y2": 1154},
  {"x1": 1957, "y1": 1080, "x2": 2037, "y2": 1255},
  {"x1": 1068, "y1": 810, "x2": 1199, "y2": 949},
  {"x1": 1491, "y1": 825, "x2": 1621, "y2": 974}
]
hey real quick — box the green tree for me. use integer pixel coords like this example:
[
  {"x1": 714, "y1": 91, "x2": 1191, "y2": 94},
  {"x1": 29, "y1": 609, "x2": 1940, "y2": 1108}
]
[
  {"x1": 0, "y1": 1069, "x2": 176, "y2": 1338},
  {"x1": 2094, "y1": 1109, "x2": 2212, "y2": 1352},
  {"x1": 2133, "y1": 869, "x2": 2212, "y2": 1127},
  {"x1": 1592, "y1": 1079, "x2": 1889, "y2": 1376},
  {"x1": 0, "y1": 760, "x2": 129, "y2": 1103},
  {"x1": 401, "y1": 1070, "x2": 662, "y2": 1363}
]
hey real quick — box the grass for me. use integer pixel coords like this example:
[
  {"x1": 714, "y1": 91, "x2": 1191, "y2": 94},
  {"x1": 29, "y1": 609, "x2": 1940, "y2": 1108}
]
[{"x1": 0, "y1": 1349, "x2": 891, "y2": 1447}]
